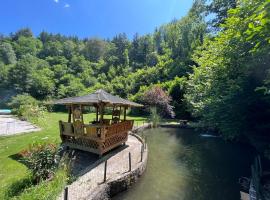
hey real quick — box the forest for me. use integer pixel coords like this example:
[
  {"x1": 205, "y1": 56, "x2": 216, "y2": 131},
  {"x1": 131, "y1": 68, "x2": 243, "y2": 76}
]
[{"x1": 0, "y1": 0, "x2": 269, "y2": 141}]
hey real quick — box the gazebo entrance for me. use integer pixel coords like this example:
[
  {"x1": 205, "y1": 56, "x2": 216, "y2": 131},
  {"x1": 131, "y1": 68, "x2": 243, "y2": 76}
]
[{"x1": 53, "y1": 89, "x2": 143, "y2": 156}]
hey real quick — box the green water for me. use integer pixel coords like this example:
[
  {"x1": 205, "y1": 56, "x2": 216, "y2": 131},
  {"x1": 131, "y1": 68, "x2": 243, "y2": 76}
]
[{"x1": 114, "y1": 128, "x2": 255, "y2": 200}]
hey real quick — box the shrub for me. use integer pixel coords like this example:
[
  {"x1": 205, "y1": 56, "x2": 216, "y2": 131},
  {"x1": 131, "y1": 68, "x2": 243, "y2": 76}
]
[
  {"x1": 143, "y1": 86, "x2": 175, "y2": 118},
  {"x1": 17, "y1": 104, "x2": 46, "y2": 122},
  {"x1": 8, "y1": 94, "x2": 46, "y2": 122},
  {"x1": 8, "y1": 93, "x2": 38, "y2": 111},
  {"x1": 19, "y1": 143, "x2": 58, "y2": 183}
]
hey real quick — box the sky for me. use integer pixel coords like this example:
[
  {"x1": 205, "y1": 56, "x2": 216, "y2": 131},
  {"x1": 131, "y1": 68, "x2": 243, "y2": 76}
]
[{"x1": 0, "y1": 0, "x2": 193, "y2": 39}]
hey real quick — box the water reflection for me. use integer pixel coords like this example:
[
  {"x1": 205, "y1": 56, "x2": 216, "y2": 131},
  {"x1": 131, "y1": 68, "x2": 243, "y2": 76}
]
[{"x1": 114, "y1": 128, "x2": 255, "y2": 200}]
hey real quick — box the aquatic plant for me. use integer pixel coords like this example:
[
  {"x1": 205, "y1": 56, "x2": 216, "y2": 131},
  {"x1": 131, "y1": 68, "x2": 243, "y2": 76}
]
[{"x1": 149, "y1": 106, "x2": 161, "y2": 128}]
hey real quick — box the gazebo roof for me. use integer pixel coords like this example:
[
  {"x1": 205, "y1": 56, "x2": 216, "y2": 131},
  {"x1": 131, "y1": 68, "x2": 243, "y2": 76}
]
[{"x1": 53, "y1": 89, "x2": 143, "y2": 107}]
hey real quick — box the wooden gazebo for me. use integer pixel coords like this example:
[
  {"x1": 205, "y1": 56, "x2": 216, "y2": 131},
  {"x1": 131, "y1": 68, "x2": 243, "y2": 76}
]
[{"x1": 53, "y1": 89, "x2": 143, "y2": 156}]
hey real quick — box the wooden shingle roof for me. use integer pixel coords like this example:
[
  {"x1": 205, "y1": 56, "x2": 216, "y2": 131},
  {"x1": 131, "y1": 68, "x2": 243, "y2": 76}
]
[{"x1": 53, "y1": 89, "x2": 143, "y2": 107}]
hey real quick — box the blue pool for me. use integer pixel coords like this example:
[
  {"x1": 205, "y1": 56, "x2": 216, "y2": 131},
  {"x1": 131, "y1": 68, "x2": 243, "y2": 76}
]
[{"x1": 0, "y1": 109, "x2": 11, "y2": 114}]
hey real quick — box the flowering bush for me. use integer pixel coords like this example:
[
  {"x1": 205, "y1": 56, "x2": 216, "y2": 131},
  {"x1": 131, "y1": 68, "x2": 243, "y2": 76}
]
[
  {"x1": 19, "y1": 143, "x2": 58, "y2": 183},
  {"x1": 143, "y1": 86, "x2": 175, "y2": 118}
]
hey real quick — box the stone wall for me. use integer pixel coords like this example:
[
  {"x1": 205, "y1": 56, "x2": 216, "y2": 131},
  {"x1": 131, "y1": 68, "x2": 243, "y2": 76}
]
[{"x1": 90, "y1": 144, "x2": 148, "y2": 200}]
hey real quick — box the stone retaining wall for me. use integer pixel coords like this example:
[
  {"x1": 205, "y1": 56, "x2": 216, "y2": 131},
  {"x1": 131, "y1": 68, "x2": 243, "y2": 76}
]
[{"x1": 90, "y1": 143, "x2": 148, "y2": 200}]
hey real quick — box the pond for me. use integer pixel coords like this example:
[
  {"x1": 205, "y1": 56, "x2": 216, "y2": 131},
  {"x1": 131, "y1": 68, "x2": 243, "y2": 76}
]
[{"x1": 113, "y1": 127, "x2": 255, "y2": 200}]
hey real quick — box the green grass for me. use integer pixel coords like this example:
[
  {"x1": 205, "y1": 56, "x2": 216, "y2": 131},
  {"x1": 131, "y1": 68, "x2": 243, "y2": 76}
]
[{"x1": 0, "y1": 112, "x2": 147, "y2": 199}]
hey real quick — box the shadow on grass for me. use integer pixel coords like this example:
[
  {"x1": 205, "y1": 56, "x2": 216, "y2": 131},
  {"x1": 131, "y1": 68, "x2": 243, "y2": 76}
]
[
  {"x1": 4, "y1": 154, "x2": 34, "y2": 198},
  {"x1": 9, "y1": 153, "x2": 26, "y2": 165},
  {"x1": 4, "y1": 175, "x2": 34, "y2": 199}
]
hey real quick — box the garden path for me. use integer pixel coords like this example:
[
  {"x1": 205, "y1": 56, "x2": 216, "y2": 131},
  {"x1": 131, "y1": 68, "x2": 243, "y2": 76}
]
[{"x1": 0, "y1": 115, "x2": 41, "y2": 136}]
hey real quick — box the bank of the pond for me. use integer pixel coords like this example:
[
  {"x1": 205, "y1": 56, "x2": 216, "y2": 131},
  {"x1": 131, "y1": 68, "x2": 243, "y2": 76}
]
[
  {"x1": 58, "y1": 134, "x2": 148, "y2": 200},
  {"x1": 114, "y1": 127, "x2": 256, "y2": 200}
]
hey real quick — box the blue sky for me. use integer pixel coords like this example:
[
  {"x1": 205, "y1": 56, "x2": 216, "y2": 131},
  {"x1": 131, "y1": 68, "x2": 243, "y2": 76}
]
[{"x1": 0, "y1": 0, "x2": 193, "y2": 39}]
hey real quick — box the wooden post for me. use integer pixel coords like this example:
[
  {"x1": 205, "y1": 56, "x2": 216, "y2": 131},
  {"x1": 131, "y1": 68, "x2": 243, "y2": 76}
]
[
  {"x1": 80, "y1": 105, "x2": 84, "y2": 124},
  {"x1": 68, "y1": 106, "x2": 71, "y2": 123},
  {"x1": 100, "y1": 104, "x2": 104, "y2": 122},
  {"x1": 140, "y1": 144, "x2": 144, "y2": 162},
  {"x1": 128, "y1": 152, "x2": 131, "y2": 172},
  {"x1": 119, "y1": 106, "x2": 122, "y2": 120},
  {"x1": 103, "y1": 160, "x2": 107, "y2": 183},
  {"x1": 71, "y1": 105, "x2": 75, "y2": 123},
  {"x1": 96, "y1": 105, "x2": 99, "y2": 122},
  {"x1": 64, "y1": 186, "x2": 68, "y2": 200},
  {"x1": 124, "y1": 107, "x2": 127, "y2": 121},
  {"x1": 112, "y1": 106, "x2": 115, "y2": 120}
]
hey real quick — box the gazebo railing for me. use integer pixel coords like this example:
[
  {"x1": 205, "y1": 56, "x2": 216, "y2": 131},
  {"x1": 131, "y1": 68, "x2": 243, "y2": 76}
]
[{"x1": 59, "y1": 120, "x2": 134, "y2": 155}]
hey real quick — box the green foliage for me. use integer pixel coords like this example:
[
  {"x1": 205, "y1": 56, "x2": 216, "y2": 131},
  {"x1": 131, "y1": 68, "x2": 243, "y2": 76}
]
[
  {"x1": 19, "y1": 143, "x2": 58, "y2": 183},
  {"x1": 12, "y1": 28, "x2": 33, "y2": 40},
  {"x1": 4, "y1": 170, "x2": 67, "y2": 200},
  {"x1": 207, "y1": 0, "x2": 236, "y2": 29},
  {"x1": 0, "y1": 42, "x2": 16, "y2": 64},
  {"x1": 4, "y1": 175, "x2": 33, "y2": 199},
  {"x1": 185, "y1": 0, "x2": 270, "y2": 139},
  {"x1": 0, "y1": 63, "x2": 12, "y2": 87},
  {"x1": 8, "y1": 94, "x2": 38, "y2": 111},
  {"x1": 149, "y1": 106, "x2": 161, "y2": 128},
  {"x1": 17, "y1": 105, "x2": 47, "y2": 123},
  {"x1": 16, "y1": 169, "x2": 67, "y2": 200},
  {"x1": 8, "y1": 94, "x2": 46, "y2": 122},
  {"x1": 57, "y1": 74, "x2": 86, "y2": 98},
  {"x1": 14, "y1": 36, "x2": 42, "y2": 58},
  {"x1": 82, "y1": 38, "x2": 107, "y2": 62},
  {"x1": 163, "y1": 77, "x2": 189, "y2": 118}
]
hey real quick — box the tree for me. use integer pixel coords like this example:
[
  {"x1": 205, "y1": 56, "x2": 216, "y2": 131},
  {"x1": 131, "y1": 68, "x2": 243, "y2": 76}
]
[
  {"x1": 0, "y1": 42, "x2": 16, "y2": 64},
  {"x1": 0, "y1": 63, "x2": 10, "y2": 87},
  {"x1": 207, "y1": 0, "x2": 236, "y2": 29},
  {"x1": 31, "y1": 67, "x2": 55, "y2": 98},
  {"x1": 40, "y1": 40, "x2": 63, "y2": 58},
  {"x1": 185, "y1": 0, "x2": 270, "y2": 139},
  {"x1": 63, "y1": 40, "x2": 76, "y2": 59},
  {"x1": 69, "y1": 55, "x2": 93, "y2": 74},
  {"x1": 8, "y1": 54, "x2": 37, "y2": 93},
  {"x1": 14, "y1": 36, "x2": 42, "y2": 58},
  {"x1": 143, "y1": 86, "x2": 175, "y2": 118},
  {"x1": 111, "y1": 33, "x2": 130, "y2": 66},
  {"x1": 82, "y1": 38, "x2": 107, "y2": 62},
  {"x1": 129, "y1": 34, "x2": 154, "y2": 69},
  {"x1": 11, "y1": 28, "x2": 33, "y2": 40},
  {"x1": 8, "y1": 55, "x2": 55, "y2": 98},
  {"x1": 57, "y1": 74, "x2": 86, "y2": 98}
]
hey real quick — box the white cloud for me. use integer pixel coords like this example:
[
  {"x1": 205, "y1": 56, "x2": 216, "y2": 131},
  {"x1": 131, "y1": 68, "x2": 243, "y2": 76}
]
[
  {"x1": 64, "y1": 3, "x2": 70, "y2": 8},
  {"x1": 54, "y1": 0, "x2": 59, "y2": 3}
]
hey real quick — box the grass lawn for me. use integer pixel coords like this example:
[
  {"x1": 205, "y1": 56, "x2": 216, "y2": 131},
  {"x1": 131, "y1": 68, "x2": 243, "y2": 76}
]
[{"x1": 0, "y1": 112, "x2": 147, "y2": 199}]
